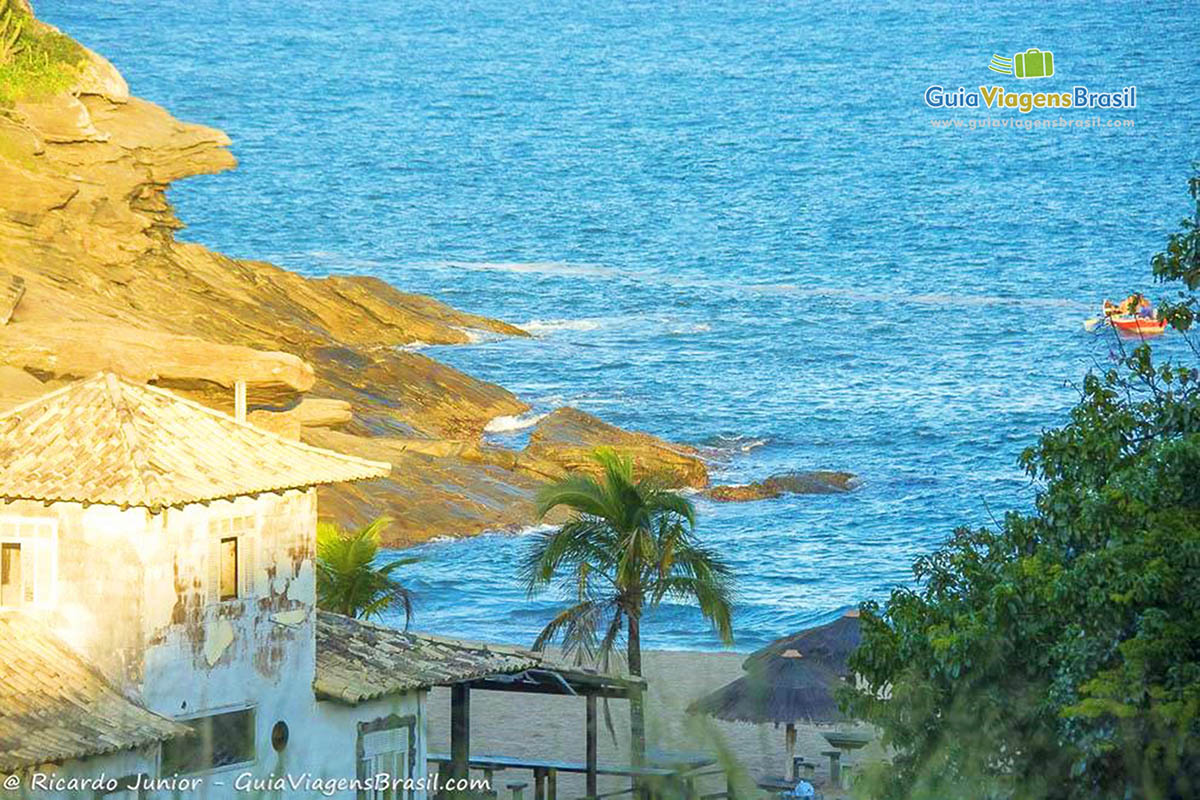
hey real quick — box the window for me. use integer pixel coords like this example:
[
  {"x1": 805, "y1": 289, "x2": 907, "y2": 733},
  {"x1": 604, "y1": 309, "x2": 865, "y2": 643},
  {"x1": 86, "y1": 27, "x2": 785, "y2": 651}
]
[
  {"x1": 0, "y1": 543, "x2": 21, "y2": 606},
  {"x1": 218, "y1": 537, "x2": 238, "y2": 601},
  {"x1": 161, "y1": 708, "x2": 256, "y2": 775},
  {"x1": 207, "y1": 515, "x2": 256, "y2": 603},
  {"x1": 0, "y1": 517, "x2": 56, "y2": 608},
  {"x1": 359, "y1": 719, "x2": 414, "y2": 800}
]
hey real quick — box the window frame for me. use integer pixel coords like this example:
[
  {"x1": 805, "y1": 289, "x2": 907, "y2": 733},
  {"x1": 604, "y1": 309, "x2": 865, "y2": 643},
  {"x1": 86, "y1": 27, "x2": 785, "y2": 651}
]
[
  {"x1": 356, "y1": 714, "x2": 418, "y2": 800},
  {"x1": 207, "y1": 513, "x2": 258, "y2": 604},
  {"x1": 0, "y1": 541, "x2": 21, "y2": 607},
  {"x1": 160, "y1": 706, "x2": 258, "y2": 777},
  {"x1": 0, "y1": 516, "x2": 57, "y2": 609}
]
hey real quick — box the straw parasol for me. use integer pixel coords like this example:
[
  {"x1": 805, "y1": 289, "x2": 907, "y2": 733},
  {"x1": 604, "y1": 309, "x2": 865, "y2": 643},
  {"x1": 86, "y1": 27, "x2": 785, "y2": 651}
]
[
  {"x1": 688, "y1": 610, "x2": 862, "y2": 775},
  {"x1": 744, "y1": 609, "x2": 861, "y2": 673}
]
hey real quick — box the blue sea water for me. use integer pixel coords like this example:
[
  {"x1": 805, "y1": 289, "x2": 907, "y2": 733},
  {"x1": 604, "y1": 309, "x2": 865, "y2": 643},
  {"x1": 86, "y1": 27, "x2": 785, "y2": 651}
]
[{"x1": 42, "y1": 1, "x2": 1200, "y2": 651}]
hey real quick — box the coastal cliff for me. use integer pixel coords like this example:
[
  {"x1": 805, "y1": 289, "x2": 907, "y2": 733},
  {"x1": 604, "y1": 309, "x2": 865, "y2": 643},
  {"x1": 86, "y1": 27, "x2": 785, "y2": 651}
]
[{"x1": 0, "y1": 4, "x2": 709, "y2": 543}]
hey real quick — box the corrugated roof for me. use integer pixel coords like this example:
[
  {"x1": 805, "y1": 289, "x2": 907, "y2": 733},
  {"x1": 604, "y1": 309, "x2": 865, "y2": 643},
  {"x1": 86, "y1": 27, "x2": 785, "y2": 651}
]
[
  {"x1": 0, "y1": 372, "x2": 391, "y2": 510},
  {"x1": 0, "y1": 612, "x2": 190, "y2": 771},
  {"x1": 314, "y1": 611, "x2": 541, "y2": 704}
]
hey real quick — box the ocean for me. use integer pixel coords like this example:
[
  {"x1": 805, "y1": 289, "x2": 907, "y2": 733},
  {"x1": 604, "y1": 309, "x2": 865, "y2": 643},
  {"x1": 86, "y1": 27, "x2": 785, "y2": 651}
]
[{"x1": 41, "y1": 0, "x2": 1200, "y2": 650}]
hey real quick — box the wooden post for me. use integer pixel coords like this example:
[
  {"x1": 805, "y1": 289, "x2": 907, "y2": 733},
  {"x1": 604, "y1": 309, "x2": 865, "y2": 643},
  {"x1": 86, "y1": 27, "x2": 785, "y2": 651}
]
[
  {"x1": 586, "y1": 694, "x2": 598, "y2": 799},
  {"x1": 234, "y1": 379, "x2": 247, "y2": 422},
  {"x1": 450, "y1": 683, "x2": 471, "y2": 782},
  {"x1": 785, "y1": 723, "x2": 797, "y2": 780}
]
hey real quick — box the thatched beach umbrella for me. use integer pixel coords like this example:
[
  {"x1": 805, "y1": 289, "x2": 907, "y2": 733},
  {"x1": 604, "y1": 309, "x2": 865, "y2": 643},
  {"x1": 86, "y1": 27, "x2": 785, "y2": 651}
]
[
  {"x1": 744, "y1": 609, "x2": 861, "y2": 673},
  {"x1": 688, "y1": 611, "x2": 862, "y2": 776}
]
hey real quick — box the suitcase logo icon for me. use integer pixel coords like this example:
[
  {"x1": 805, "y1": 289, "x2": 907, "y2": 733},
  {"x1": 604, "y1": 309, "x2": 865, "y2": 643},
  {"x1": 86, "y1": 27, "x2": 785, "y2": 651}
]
[{"x1": 988, "y1": 49, "x2": 1054, "y2": 79}]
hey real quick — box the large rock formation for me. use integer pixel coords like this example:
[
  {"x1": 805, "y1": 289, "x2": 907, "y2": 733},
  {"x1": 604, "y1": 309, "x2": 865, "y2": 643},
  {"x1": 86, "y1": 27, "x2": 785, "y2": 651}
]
[
  {"x1": 524, "y1": 407, "x2": 709, "y2": 489},
  {"x1": 0, "y1": 10, "x2": 706, "y2": 544}
]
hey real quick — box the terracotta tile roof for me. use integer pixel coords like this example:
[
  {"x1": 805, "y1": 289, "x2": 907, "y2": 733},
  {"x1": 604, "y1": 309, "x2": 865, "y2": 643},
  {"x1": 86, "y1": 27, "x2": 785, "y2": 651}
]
[
  {"x1": 0, "y1": 612, "x2": 189, "y2": 771},
  {"x1": 314, "y1": 611, "x2": 541, "y2": 704},
  {"x1": 0, "y1": 373, "x2": 391, "y2": 510}
]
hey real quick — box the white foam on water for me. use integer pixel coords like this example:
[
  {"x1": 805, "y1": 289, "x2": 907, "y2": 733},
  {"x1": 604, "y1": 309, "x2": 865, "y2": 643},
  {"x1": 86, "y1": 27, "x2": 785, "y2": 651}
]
[
  {"x1": 484, "y1": 410, "x2": 549, "y2": 433},
  {"x1": 508, "y1": 523, "x2": 559, "y2": 537},
  {"x1": 451, "y1": 326, "x2": 508, "y2": 344},
  {"x1": 430, "y1": 260, "x2": 623, "y2": 278},
  {"x1": 702, "y1": 434, "x2": 770, "y2": 454},
  {"x1": 522, "y1": 318, "x2": 604, "y2": 334},
  {"x1": 740, "y1": 282, "x2": 1089, "y2": 311},
  {"x1": 669, "y1": 322, "x2": 712, "y2": 335}
]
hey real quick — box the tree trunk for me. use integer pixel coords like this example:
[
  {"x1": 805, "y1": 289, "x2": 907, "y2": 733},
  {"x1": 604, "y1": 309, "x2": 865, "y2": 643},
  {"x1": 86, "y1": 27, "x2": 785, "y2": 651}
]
[{"x1": 627, "y1": 610, "x2": 646, "y2": 796}]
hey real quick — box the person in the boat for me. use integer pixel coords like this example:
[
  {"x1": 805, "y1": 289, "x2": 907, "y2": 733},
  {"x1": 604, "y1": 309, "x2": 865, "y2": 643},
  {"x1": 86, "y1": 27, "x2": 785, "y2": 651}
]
[{"x1": 1108, "y1": 294, "x2": 1152, "y2": 317}]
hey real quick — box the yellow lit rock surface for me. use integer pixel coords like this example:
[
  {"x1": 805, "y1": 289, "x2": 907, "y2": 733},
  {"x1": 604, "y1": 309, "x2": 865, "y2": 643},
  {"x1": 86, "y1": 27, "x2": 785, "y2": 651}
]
[{"x1": 0, "y1": 20, "x2": 707, "y2": 543}]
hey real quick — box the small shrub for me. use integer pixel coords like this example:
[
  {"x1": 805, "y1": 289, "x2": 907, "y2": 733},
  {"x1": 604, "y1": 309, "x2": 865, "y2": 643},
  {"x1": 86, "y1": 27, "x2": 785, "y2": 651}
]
[{"x1": 0, "y1": 0, "x2": 85, "y2": 106}]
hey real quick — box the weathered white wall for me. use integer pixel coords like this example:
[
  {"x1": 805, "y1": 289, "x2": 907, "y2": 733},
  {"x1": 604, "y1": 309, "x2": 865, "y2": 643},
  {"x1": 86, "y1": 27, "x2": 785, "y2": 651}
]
[
  {"x1": 1, "y1": 490, "x2": 430, "y2": 799},
  {"x1": 3, "y1": 745, "x2": 159, "y2": 800}
]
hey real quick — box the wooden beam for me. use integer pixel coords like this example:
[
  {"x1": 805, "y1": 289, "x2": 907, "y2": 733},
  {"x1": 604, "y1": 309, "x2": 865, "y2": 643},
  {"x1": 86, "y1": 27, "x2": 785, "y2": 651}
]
[
  {"x1": 465, "y1": 678, "x2": 631, "y2": 699},
  {"x1": 451, "y1": 683, "x2": 471, "y2": 782},
  {"x1": 586, "y1": 695, "x2": 598, "y2": 798}
]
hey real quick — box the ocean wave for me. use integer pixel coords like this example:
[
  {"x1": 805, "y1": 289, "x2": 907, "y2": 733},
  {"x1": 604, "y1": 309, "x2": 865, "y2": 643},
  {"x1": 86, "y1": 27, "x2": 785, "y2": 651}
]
[
  {"x1": 429, "y1": 260, "x2": 624, "y2": 278},
  {"x1": 699, "y1": 433, "x2": 770, "y2": 455},
  {"x1": 398, "y1": 340, "x2": 432, "y2": 351},
  {"x1": 522, "y1": 318, "x2": 604, "y2": 334},
  {"x1": 484, "y1": 410, "x2": 549, "y2": 433},
  {"x1": 741, "y1": 283, "x2": 1089, "y2": 311},
  {"x1": 451, "y1": 326, "x2": 508, "y2": 344},
  {"x1": 508, "y1": 523, "x2": 559, "y2": 536},
  {"x1": 668, "y1": 322, "x2": 712, "y2": 335}
]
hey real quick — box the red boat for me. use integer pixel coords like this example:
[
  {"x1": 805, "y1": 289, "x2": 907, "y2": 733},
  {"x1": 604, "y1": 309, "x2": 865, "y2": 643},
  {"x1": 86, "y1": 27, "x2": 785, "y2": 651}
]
[
  {"x1": 1097, "y1": 295, "x2": 1169, "y2": 337},
  {"x1": 1109, "y1": 314, "x2": 1168, "y2": 336}
]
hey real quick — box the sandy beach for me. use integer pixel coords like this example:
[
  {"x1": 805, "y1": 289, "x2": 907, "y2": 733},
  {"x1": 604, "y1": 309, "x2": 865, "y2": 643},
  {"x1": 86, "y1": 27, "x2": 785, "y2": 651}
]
[{"x1": 428, "y1": 650, "x2": 884, "y2": 800}]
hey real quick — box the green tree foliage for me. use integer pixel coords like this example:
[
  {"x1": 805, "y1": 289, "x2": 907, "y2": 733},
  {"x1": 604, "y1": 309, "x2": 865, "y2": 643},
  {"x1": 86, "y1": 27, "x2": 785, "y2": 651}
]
[
  {"x1": 846, "y1": 168, "x2": 1200, "y2": 800},
  {"x1": 0, "y1": 0, "x2": 85, "y2": 106},
  {"x1": 523, "y1": 448, "x2": 735, "y2": 763},
  {"x1": 315, "y1": 517, "x2": 416, "y2": 624}
]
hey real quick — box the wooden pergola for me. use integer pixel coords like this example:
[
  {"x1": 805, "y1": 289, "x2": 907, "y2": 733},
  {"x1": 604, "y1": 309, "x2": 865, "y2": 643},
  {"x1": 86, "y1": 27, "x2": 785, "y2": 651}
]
[{"x1": 442, "y1": 664, "x2": 646, "y2": 799}]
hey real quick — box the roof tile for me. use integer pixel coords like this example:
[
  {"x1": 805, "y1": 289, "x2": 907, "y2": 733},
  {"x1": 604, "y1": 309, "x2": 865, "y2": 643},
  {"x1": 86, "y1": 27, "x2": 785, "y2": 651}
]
[
  {"x1": 0, "y1": 612, "x2": 189, "y2": 771},
  {"x1": 0, "y1": 373, "x2": 391, "y2": 510}
]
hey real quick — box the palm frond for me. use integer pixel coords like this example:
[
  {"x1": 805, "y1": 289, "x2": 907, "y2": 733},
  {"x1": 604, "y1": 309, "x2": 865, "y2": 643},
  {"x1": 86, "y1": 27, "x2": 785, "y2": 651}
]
[
  {"x1": 521, "y1": 516, "x2": 617, "y2": 593},
  {"x1": 536, "y1": 473, "x2": 612, "y2": 519},
  {"x1": 315, "y1": 516, "x2": 414, "y2": 625}
]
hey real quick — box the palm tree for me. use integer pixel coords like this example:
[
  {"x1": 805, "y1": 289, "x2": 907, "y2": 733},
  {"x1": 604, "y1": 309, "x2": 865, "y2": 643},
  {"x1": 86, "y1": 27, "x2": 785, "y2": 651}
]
[
  {"x1": 316, "y1": 516, "x2": 416, "y2": 625},
  {"x1": 522, "y1": 448, "x2": 735, "y2": 768}
]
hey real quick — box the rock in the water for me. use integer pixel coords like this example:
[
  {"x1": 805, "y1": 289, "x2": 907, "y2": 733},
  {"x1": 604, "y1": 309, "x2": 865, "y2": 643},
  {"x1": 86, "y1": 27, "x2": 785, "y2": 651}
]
[
  {"x1": 524, "y1": 407, "x2": 709, "y2": 489},
  {"x1": 705, "y1": 471, "x2": 859, "y2": 501}
]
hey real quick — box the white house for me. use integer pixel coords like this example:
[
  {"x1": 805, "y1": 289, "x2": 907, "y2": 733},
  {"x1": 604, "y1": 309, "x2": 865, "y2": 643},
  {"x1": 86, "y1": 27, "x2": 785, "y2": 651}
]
[{"x1": 0, "y1": 373, "x2": 539, "y2": 800}]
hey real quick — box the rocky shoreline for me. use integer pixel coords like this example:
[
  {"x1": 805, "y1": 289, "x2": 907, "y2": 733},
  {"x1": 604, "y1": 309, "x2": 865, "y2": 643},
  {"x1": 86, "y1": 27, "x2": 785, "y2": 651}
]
[{"x1": 0, "y1": 8, "x2": 853, "y2": 545}]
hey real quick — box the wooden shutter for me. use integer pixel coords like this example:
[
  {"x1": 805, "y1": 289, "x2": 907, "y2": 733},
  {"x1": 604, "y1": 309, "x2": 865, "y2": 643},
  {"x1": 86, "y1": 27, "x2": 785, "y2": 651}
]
[
  {"x1": 241, "y1": 534, "x2": 256, "y2": 598},
  {"x1": 207, "y1": 535, "x2": 222, "y2": 604}
]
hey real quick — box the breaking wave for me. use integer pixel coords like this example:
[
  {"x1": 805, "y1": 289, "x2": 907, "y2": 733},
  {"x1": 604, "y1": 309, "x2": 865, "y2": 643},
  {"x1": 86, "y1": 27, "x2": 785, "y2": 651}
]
[
  {"x1": 484, "y1": 410, "x2": 549, "y2": 433},
  {"x1": 522, "y1": 318, "x2": 605, "y2": 334}
]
